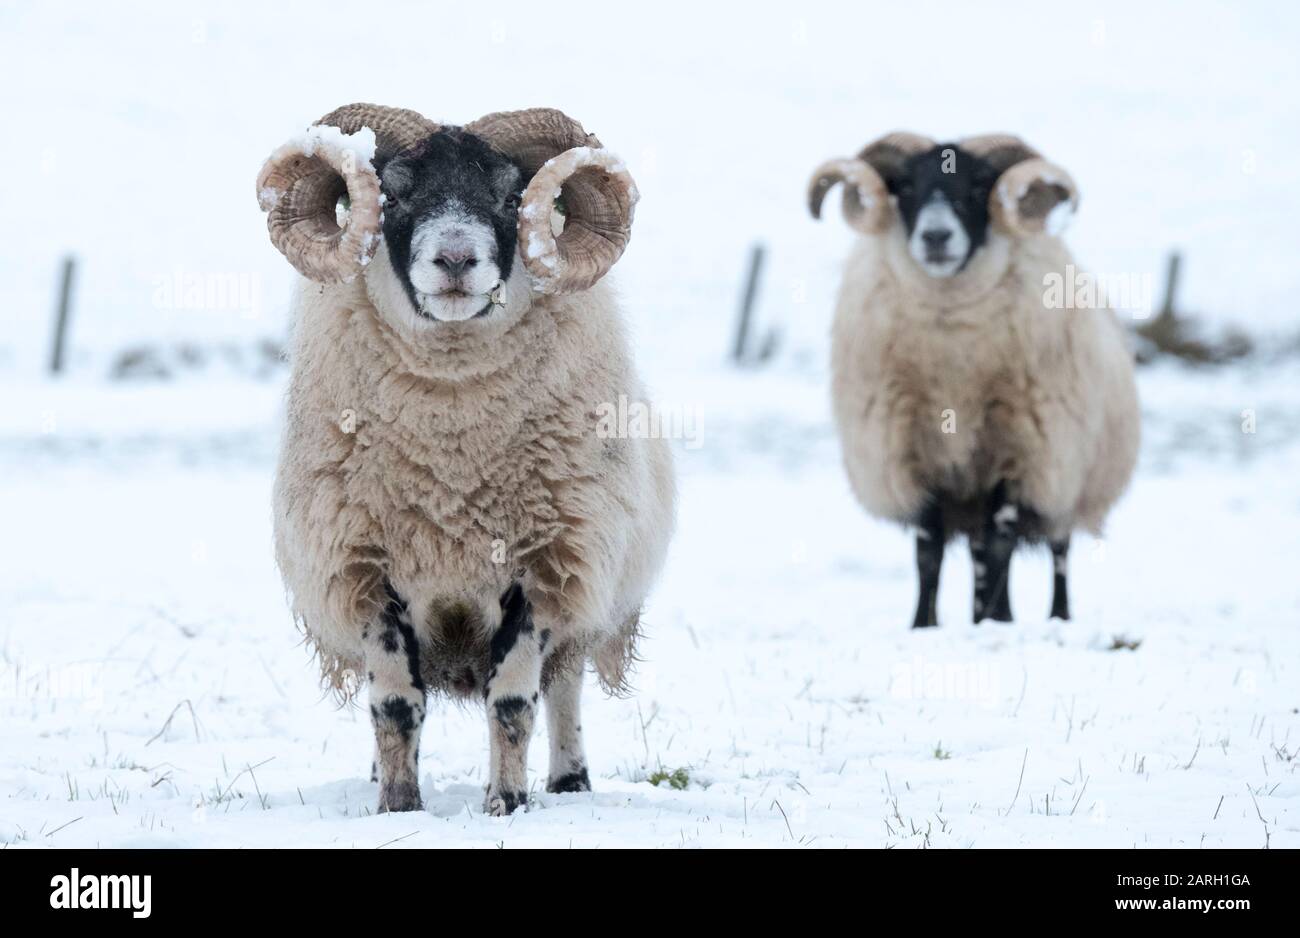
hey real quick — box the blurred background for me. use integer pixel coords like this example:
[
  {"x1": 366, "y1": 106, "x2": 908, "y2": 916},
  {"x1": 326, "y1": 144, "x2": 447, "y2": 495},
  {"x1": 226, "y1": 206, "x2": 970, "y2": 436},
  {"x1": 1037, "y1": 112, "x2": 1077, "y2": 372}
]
[
  {"x1": 1, "y1": 1, "x2": 1296, "y2": 848},
  {"x1": 3, "y1": 0, "x2": 1298, "y2": 379}
]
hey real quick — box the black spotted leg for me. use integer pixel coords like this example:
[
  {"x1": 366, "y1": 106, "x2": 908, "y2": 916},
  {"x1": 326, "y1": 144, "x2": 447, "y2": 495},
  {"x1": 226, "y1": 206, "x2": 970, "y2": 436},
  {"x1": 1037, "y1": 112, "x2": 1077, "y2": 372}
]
[
  {"x1": 484, "y1": 582, "x2": 542, "y2": 816},
  {"x1": 974, "y1": 481, "x2": 1016, "y2": 623},
  {"x1": 913, "y1": 498, "x2": 945, "y2": 629},
  {"x1": 366, "y1": 582, "x2": 426, "y2": 812},
  {"x1": 1049, "y1": 536, "x2": 1071, "y2": 620},
  {"x1": 544, "y1": 659, "x2": 591, "y2": 793}
]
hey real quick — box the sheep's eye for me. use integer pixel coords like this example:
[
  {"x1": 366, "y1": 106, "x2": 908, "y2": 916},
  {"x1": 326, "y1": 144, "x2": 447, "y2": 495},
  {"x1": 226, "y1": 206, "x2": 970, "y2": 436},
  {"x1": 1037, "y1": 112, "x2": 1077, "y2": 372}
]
[{"x1": 894, "y1": 181, "x2": 914, "y2": 199}]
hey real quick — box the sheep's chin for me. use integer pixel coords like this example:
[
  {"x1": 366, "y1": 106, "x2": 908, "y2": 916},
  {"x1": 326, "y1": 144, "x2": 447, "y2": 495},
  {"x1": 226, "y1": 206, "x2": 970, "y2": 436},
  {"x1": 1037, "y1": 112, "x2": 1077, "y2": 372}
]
[
  {"x1": 415, "y1": 292, "x2": 495, "y2": 323},
  {"x1": 915, "y1": 256, "x2": 965, "y2": 279}
]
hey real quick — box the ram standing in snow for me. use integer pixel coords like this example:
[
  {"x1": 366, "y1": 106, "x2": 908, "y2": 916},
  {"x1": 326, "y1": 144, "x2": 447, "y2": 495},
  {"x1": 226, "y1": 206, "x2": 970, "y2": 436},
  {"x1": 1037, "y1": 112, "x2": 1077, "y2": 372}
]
[
  {"x1": 256, "y1": 104, "x2": 675, "y2": 815},
  {"x1": 809, "y1": 134, "x2": 1139, "y2": 629}
]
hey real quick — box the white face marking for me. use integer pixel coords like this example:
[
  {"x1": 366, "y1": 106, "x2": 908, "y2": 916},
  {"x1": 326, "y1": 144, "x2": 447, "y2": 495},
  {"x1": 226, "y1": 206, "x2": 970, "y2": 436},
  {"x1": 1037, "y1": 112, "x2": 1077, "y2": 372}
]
[
  {"x1": 407, "y1": 200, "x2": 504, "y2": 322},
  {"x1": 908, "y1": 192, "x2": 971, "y2": 279},
  {"x1": 366, "y1": 239, "x2": 534, "y2": 338}
]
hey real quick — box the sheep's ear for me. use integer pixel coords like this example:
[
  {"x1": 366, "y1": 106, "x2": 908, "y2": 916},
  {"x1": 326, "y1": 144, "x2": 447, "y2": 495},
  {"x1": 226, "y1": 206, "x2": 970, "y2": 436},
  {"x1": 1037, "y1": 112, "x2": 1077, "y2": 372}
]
[
  {"x1": 488, "y1": 162, "x2": 522, "y2": 209},
  {"x1": 990, "y1": 158, "x2": 1079, "y2": 237},
  {"x1": 380, "y1": 160, "x2": 415, "y2": 201}
]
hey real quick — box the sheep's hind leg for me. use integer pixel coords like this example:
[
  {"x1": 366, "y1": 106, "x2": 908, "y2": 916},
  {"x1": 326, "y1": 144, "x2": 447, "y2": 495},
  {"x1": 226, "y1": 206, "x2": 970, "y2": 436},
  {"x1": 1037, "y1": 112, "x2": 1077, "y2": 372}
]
[
  {"x1": 974, "y1": 482, "x2": 1016, "y2": 623},
  {"x1": 484, "y1": 582, "x2": 543, "y2": 816},
  {"x1": 366, "y1": 582, "x2": 427, "y2": 813},
  {"x1": 544, "y1": 659, "x2": 591, "y2": 793},
  {"x1": 912, "y1": 498, "x2": 945, "y2": 629},
  {"x1": 970, "y1": 533, "x2": 989, "y2": 622},
  {"x1": 1049, "y1": 536, "x2": 1071, "y2": 621}
]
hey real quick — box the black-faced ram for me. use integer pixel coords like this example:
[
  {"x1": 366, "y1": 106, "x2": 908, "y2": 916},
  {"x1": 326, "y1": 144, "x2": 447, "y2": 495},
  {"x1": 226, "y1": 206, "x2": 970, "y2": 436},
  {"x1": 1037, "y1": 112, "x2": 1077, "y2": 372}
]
[
  {"x1": 258, "y1": 104, "x2": 675, "y2": 814},
  {"x1": 809, "y1": 133, "x2": 1138, "y2": 628}
]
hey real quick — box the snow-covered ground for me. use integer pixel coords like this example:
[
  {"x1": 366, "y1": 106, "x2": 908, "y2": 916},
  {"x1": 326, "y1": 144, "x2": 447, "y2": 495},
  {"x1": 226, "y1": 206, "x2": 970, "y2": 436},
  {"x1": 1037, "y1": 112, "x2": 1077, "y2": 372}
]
[
  {"x1": 2, "y1": 360, "x2": 1297, "y2": 848},
  {"x1": 1, "y1": 1, "x2": 1297, "y2": 848}
]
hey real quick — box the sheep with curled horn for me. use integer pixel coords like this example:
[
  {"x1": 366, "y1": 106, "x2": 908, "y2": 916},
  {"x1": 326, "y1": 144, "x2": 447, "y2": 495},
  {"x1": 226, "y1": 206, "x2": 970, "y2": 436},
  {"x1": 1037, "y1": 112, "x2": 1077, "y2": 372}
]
[
  {"x1": 259, "y1": 104, "x2": 674, "y2": 815},
  {"x1": 809, "y1": 132, "x2": 1138, "y2": 628}
]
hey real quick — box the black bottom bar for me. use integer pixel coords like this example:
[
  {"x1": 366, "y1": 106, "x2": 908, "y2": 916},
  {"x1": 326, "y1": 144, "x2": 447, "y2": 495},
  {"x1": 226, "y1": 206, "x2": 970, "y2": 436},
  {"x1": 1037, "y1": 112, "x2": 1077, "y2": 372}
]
[{"x1": 0, "y1": 847, "x2": 1284, "y2": 923}]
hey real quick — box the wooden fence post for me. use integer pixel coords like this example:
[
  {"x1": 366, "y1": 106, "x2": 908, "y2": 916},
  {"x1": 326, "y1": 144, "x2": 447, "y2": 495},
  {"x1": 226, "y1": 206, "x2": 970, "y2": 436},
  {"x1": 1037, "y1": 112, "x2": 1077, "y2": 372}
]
[{"x1": 49, "y1": 254, "x2": 77, "y2": 375}]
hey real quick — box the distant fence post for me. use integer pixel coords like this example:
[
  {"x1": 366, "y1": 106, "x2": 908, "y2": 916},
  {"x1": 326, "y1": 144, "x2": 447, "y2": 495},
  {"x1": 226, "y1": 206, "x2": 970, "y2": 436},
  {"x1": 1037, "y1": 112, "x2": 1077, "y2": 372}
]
[
  {"x1": 732, "y1": 243, "x2": 780, "y2": 366},
  {"x1": 1157, "y1": 250, "x2": 1182, "y2": 322},
  {"x1": 732, "y1": 243, "x2": 765, "y2": 363},
  {"x1": 1134, "y1": 249, "x2": 1251, "y2": 365},
  {"x1": 49, "y1": 254, "x2": 77, "y2": 375}
]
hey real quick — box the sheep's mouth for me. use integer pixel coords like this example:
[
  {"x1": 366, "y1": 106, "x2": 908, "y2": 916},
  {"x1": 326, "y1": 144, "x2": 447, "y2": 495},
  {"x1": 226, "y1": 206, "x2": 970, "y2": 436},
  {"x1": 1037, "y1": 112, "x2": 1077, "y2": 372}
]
[
  {"x1": 414, "y1": 291, "x2": 498, "y2": 322},
  {"x1": 920, "y1": 258, "x2": 964, "y2": 279},
  {"x1": 914, "y1": 248, "x2": 970, "y2": 279}
]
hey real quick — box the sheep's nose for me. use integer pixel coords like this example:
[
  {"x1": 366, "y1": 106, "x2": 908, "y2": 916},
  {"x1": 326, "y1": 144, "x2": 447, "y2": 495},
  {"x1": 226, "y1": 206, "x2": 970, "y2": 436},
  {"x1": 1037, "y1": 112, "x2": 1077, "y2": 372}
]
[
  {"x1": 921, "y1": 229, "x2": 953, "y2": 250},
  {"x1": 434, "y1": 250, "x2": 477, "y2": 279}
]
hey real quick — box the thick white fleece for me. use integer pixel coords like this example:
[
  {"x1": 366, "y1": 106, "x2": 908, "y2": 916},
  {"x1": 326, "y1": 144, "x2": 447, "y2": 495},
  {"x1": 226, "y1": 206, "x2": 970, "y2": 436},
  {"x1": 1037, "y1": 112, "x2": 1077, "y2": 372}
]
[
  {"x1": 830, "y1": 222, "x2": 1139, "y2": 541},
  {"x1": 273, "y1": 251, "x2": 675, "y2": 695}
]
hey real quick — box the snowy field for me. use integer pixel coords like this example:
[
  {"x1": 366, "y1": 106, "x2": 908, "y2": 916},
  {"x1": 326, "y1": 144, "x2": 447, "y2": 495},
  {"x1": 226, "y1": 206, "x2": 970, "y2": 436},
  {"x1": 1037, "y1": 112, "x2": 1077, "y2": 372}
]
[
  {"x1": 2, "y1": 1, "x2": 1298, "y2": 848},
  {"x1": 3, "y1": 363, "x2": 1297, "y2": 849}
]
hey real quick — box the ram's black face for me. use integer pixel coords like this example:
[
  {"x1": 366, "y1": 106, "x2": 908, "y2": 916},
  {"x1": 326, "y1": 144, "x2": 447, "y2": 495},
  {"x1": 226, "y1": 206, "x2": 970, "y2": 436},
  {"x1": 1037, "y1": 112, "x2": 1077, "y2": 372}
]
[
  {"x1": 379, "y1": 131, "x2": 523, "y2": 322},
  {"x1": 891, "y1": 145, "x2": 999, "y2": 278}
]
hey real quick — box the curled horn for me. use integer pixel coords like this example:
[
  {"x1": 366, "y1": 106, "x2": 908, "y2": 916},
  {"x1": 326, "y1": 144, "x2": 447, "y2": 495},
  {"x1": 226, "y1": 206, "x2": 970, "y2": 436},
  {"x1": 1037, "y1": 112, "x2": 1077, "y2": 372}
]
[
  {"x1": 962, "y1": 134, "x2": 1080, "y2": 237},
  {"x1": 858, "y1": 132, "x2": 938, "y2": 184},
  {"x1": 808, "y1": 159, "x2": 890, "y2": 233},
  {"x1": 808, "y1": 132, "x2": 935, "y2": 232},
  {"x1": 256, "y1": 104, "x2": 438, "y2": 283},
  {"x1": 467, "y1": 108, "x2": 638, "y2": 294}
]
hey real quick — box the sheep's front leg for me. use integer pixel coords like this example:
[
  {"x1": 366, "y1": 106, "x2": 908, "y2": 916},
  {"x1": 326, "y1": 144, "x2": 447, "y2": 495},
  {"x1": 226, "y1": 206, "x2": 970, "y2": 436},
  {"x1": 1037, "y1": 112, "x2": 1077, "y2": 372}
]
[
  {"x1": 974, "y1": 481, "x2": 1016, "y2": 623},
  {"x1": 545, "y1": 661, "x2": 591, "y2": 792},
  {"x1": 484, "y1": 582, "x2": 542, "y2": 816},
  {"x1": 1049, "y1": 536, "x2": 1071, "y2": 620},
  {"x1": 366, "y1": 582, "x2": 426, "y2": 813},
  {"x1": 912, "y1": 498, "x2": 945, "y2": 629}
]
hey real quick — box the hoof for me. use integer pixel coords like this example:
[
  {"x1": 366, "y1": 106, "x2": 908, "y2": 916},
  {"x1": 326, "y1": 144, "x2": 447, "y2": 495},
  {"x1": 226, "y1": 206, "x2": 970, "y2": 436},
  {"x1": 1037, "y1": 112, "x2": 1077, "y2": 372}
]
[
  {"x1": 546, "y1": 768, "x2": 592, "y2": 794},
  {"x1": 484, "y1": 789, "x2": 529, "y2": 817},
  {"x1": 377, "y1": 780, "x2": 422, "y2": 813}
]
